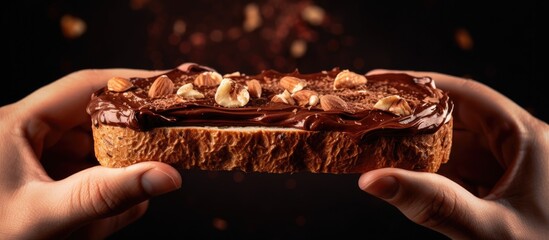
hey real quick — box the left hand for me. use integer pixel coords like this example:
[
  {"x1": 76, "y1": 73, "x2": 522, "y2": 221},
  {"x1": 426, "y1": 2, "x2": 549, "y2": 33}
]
[{"x1": 0, "y1": 68, "x2": 182, "y2": 239}]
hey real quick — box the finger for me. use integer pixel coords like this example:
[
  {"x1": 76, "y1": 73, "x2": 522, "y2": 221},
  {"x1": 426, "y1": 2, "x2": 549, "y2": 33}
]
[
  {"x1": 358, "y1": 168, "x2": 515, "y2": 239},
  {"x1": 14, "y1": 68, "x2": 171, "y2": 157},
  {"x1": 17, "y1": 68, "x2": 168, "y2": 132},
  {"x1": 39, "y1": 162, "x2": 181, "y2": 233},
  {"x1": 437, "y1": 129, "x2": 503, "y2": 197},
  {"x1": 69, "y1": 201, "x2": 149, "y2": 239},
  {"x1": 41, "y1": 127, "x2": 96, "y2": 180},
  {"x1": 44, "y1": 126, "x2": 94, "y2": 162},
  {"x1": 367, "y1": 69, "x2": 527, "y2": 125},
  {"x1": 366, "y1": 69, "x2": 526, "y2": 167},
  {"x1": 367, "y1": 69, "x2": 523, "y2": 120}
]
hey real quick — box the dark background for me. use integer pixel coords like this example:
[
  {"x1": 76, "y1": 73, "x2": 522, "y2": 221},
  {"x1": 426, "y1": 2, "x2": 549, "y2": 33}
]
[{"x1": 2, "y1": 0, "x2": 544, "y2": 239}]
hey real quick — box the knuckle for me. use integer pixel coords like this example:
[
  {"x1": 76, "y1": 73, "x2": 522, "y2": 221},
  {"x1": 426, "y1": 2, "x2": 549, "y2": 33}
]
[
  {"x1": 70, "y1": 69, "x2": 98, "y2": 78},
  {"x1": 72, "y1": 179, "x2": 121, "y2": 218},
  {"x1": 411, "y1": 189, "x2": 457, "y2": 228}
]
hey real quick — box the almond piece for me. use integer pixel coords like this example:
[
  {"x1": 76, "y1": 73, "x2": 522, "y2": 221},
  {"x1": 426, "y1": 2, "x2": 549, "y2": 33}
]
[
  {"x1": 422, "y1": 96, "x2": 439, "y2": 103},
  {"x1": 107, "y1": 77, "x2": 133, "y2": 92},
  {"x1": 148, "y1": 75, "x2": 174, "y2": 98},
  {"x1": 246, "y1": 79, "x2": 262, "y2": 98},
  {"x1": 292, "y1": 90, "x2": 319, "y2": 107},
  {"x1": 309, "y1": 95, "x2": 320, "y2": 107},
  {"x1": 333, "y1": 70, "x2": 367, "y2": 90},
  {"x1": 214, "y1": 78, "x2": 250, "y2": 107},
  {"x1": 279, "y1": 76, "x2": 307, "y2": 93},
  {"x1": 373, "y1": 95, "x2": 412, "y2": 116},
  {"x1": 176, "y1": 83, "x2": 205, "y2": 99},
  {"x1": 194, "y1": 71, "x2": 223, "y2": 87},
  {"x1": 319, "y1": 95, "x2": 352, "y2": 112},
  {"x1": 271, "y1": 90, "x2": 295, "y2": 105},
  {"x1": 223, "y1": 71, "x2": 241, "y2": 78}
]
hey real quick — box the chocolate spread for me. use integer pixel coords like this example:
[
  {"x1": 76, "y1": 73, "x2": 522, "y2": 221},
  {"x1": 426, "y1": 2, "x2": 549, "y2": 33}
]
[{"x1": 86, "y1": 63, "x2": 453, "y2": 141}]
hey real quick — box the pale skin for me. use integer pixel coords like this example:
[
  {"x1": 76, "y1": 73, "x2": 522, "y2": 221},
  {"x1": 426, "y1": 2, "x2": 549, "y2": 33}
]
[
  {"x1": 360, "y1": 70, "x2": 549, "y2": 239},
  {"x1": 1, "y1": 67, "x2": 547, "y2": 239},
  {"x1": 0, "y1": 68, "x2": 182, "y2": 239}
]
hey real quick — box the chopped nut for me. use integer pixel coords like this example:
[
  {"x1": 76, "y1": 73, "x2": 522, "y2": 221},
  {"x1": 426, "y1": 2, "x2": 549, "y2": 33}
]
[
  {"x1": 422, "y1": 88, "x2": 443, "y2": 104},
  {"x1": 176, "y1": 83, "x2": 205, "y2": 99},
  {"x1": 292, "y1": 90, "x2": 319, "y2": 107},
  {"x1": 271, "y1": 90, "x2": 295, "y2": 105},
  {"x1": 243, "y1": 3, "x2": 262, "y2": 32},
  {"x1": 60, "y1": 14, "x2": 86, "y2": 39},
  {"x1": 319, "y1": 95, "x2": 352, "y2": 112},
  {"x1": 148, "y1": 75, "x2": 174, "y2": 98},
  {"x1": 194, "y1": 71, "x2": 222, "y2": 87},
  {"x1": 107, "y1": 77, "x2": 133, "y2": 92},
  {"x1": 423, "y1": 96, "x2": 439, "y2": 103},
  {"x1": 309, "y1": 95, "x2": 320, "y2": 107},
  {"x1": 246, "y1": 79, "x2": 262, "y2": 98},
  {"x1": 214, "y1": 78, "x2": 249, "y2": 107},
  {"x1": 223, "y1": 71, "x2": 241, "y2": 78},
  {"x1": 279, "y1": 76, "x2": 307, "y2": 93},
  {"x1": 373, "y1": 95, "x2": 412, "y2": 116},
  {"x1": 333, "y1": 70, "x2": 367, "y2": 90}
]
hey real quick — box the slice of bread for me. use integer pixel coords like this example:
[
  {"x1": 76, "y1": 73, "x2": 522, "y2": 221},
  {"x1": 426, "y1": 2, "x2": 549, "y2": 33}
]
[{"x1": 87, "y1": 64, "x2": 453, "y2": 173}]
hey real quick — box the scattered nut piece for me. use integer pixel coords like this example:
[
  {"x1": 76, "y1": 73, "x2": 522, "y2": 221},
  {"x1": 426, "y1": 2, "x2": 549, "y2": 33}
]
[
  {"x1": 279, "y1": 76, "x2": 307, "y2": 93},
  {"x1": 176, "y1": 83, "x2": 205, "y2": 99},
  {"x1": 422, "y1": 89, "x2": 443, "y2": 103},
  {"x1": 292, "y1": 90, "x2": 319, "y2": 107},
  {"x1": 107, "y1": 77, "x2": 133, "y2": 92},
  {"x1": 373, "y1": 95, "x2": 412, "y2": 116},
  {"x1": 309, "y1": 95, "x2": 320, "y2": 107},
  {"x1": 301, "y1": 5, "x2": 325, "y2": 26},
  {"x1": 423, "y1": 96, "x2": 439, "y2": 103},
  {"x1": 223, "y1": 72, "x2": 241, "y2": 78},
  {"x1": 271, "y1": 90, "x2": 295, "y2": 105},
  {"x1": 333, "y1": 70, "x2": 367, "y2": 90},
  {"x1": 413, "y1": 76, "x2": 436, "y2": 88},
  {"x1": 60, "y1": 14, "x2": 86, "y2": 39},
  {"x1": 319, "y1": 95, "x2": 352, "y2": 112},
  {"x1": 194, "y1": 71, "x2": 222, "y2": 87},
  {"x1": 148, "y1": 75, "x2": 174, "y2": 98},
  {"x1": 214, "y1": 78, "x2": 250, "y2": 107},
  {"x1": 246, "y1": 79, "x2": 262, "y2": 98}
]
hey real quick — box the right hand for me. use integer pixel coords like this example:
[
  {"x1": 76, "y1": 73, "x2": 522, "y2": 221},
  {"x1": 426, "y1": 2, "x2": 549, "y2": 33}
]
[{"x1": 359, "y1": 70, "x2": 549, "y2": 239}]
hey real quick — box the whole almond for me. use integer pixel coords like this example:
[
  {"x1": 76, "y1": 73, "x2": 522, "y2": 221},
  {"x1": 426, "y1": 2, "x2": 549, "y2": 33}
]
[
  {"x1": 319, "y1": 95, "x2": 352, "y2": 112},
  {"x1": 194, "y1": 71, "x2": 222, "y2": 87},
  {"x1": 333, "y1": 70, "x2": 367, "y2": 90},
  {"x1": 292, "y1": 90, "x2": 319, "y2": 106},
  {"x1": 246, "y1": 79, "x2": 262, "y2": 98},
  {"x1": 107, "y1": 77, "x2": 133, "y2": 92},
  {"x1": 148, "y1": 75, "x2": 174, "y2": 98},
  {"x1": 279, "y1": 76, "x2": 307, "y2": 93}
]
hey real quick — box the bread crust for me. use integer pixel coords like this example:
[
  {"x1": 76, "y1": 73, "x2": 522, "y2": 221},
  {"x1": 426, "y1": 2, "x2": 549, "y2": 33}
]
[{"x1": 92, "y1": 119, "x2": 452, "y2": 173}]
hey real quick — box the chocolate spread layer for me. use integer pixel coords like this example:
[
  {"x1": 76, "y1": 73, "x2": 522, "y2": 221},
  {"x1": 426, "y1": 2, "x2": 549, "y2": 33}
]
[{"x1": 86, "y1": 64, "x2": 453, "y2": 141}]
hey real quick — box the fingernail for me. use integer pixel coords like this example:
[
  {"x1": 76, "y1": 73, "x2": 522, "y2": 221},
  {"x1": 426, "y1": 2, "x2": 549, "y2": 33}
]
[
  {"x1": 141, "y1": 168, "x2": 181, "y2": 196},
  {"x1": 363, "y1": 176, "x2": 399, "y2": 200}
]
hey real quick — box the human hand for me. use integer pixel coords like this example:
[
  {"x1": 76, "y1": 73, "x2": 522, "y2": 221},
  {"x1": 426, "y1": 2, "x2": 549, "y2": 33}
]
[
  {"x1": 0, "y1": 68, "x2": 182, "y2": 239},
  {"x1": 359, "y1": 70, "x2": 549, "y2": 239}
]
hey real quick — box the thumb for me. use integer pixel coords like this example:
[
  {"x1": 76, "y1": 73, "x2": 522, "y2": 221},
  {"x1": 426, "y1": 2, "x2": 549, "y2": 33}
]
[
  {"x1": 359, "y1": 168, "x2": 492, "y2": 239},
  {"x1": 48, "y1": 162, "x2": 181, "y2": 226}
]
